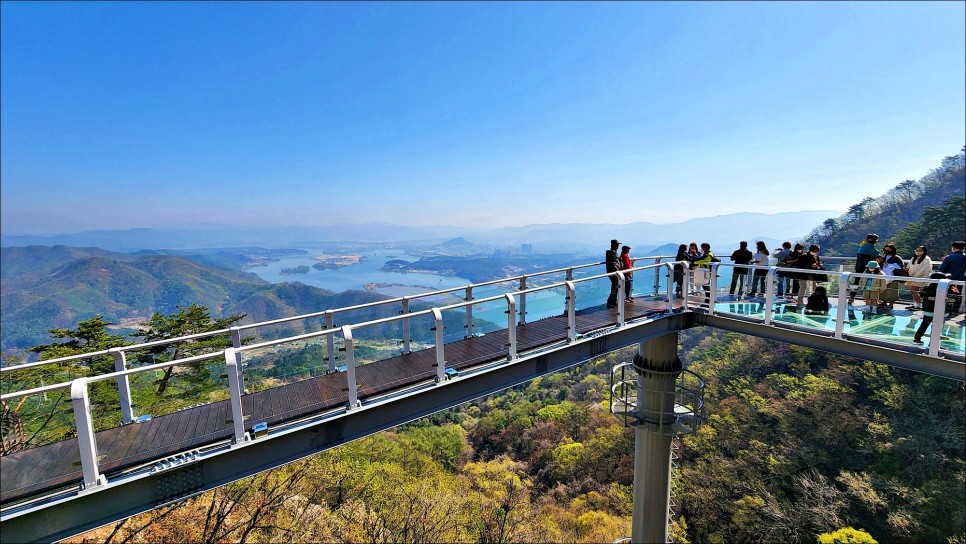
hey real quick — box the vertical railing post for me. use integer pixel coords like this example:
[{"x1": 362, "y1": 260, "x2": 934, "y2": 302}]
[
  {"x1": 504, "y1": 294, "x2": 517, "y2": 360},
  {"x1": 682, "y1": 262, "x2": 691, "y2": 311},
  {"x1": 566, "y1": 267, "x2": 574, "y2": 281},
  {"x1": 432, "y1": 308, "x2": 446, "y2": 383},
  {"x1": 341, "y1": 326, "x2": 360, "y2": 409},
  {"x1": 224, "y1": 348, "x2": 249, "y2": 445},
  {"x1": 763, "y1": 267, "x2": 777, "y2": 325},
  {"x1": 401, "y1": 298, "x2": 411, "y2": 353},
  {"x1": 928, "y1": 280, "x2": 951, "y2": 357},
  {"x1": 565, "y1": 280, "x2": 577, "y2": 342},
  {"x1": 664, "y1": 263, "x2": 674, "y2": 313},
  {"x1": 617, "y1": 271, "x2": 626, "y2": 326},
  {"x1": 230, "y1": 327, "x2": 245, "y2": 394},
  {"x1": 835, "y1": 272, "x2": 851, "y2": 339},
  {"x1": 653, "y1": 257, "x2": 662, "y2": 295},
  {"x1": 110, "y1": 348, "x2": 134, "y2": 424},
  {"x1": 518, "y1": 277, "x2": 528, "y2": 325},
  {"x1": 709, "y1": 263, "x2": 720, "y2": 314},
  {"x1": 325, "y1": 311, "x2": 336, "y2": 373},
  {"x1": 71, "y1": 378, "x2": 105, "y2": 492},
  {"x1": 465, "y1": 287, "x2": 474, "y2": 338}
]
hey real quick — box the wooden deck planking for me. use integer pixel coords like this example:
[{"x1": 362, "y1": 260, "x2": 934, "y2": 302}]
[
  {"x1": 101, "y1": 419, "x2": 154, "y2": 472},
  {"x1": 2, "y1": 302, "x2": 662, "y2": 505},
  {"x1": 1, "y1": 439, "x2": 80, "y2": 503},
  {"x1": 135, "y1": 410, "x2": 186, "y2": 460},
  {"x1": 180, "y1": 402, "x2": 213, "y2": 450}
]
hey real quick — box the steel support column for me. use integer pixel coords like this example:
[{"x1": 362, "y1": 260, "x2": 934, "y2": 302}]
[{"x1": 631, "y1": 332, "x2": 681, "y2": 544}]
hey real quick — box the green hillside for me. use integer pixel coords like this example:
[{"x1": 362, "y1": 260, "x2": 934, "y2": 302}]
[
  {"x1": 806, "y1": 149, "x2": 965, "y2": 256},
  {"x1": 0, "y1": 249, "x2": 391, "y2": 352}
]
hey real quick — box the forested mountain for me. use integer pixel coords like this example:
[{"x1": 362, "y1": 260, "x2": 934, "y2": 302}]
[
  {"x1": 0, "y1": 247, "x2": 389, "y2": 352},
  {"x1": 806, "y1": 149, "x2": 965, "y2": 256}
]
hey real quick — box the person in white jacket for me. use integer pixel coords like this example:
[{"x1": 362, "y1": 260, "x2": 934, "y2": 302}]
[{"x1": 906, "y1": 246, "x2": 934, "y2": 309}]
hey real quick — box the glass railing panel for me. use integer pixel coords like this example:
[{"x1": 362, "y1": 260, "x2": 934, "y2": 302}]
[
  {"x1": 0, "y1": 387, "x2": 75, "y2": 453},
  {"x1": 844, "y1": 308, "x2": 921, "y2": 346},
  {"x1": 467, "y1": 297, "x2": 510, "y2": 336},
  {"x1": 125, "y1": 342, "x2": 234, "y2": 421},
  {"x1": 521, "y1": 284, "x2": 569, "y2": 322},
  {"x1": 243, "y1": 339, "x2": 330, "y2": 389}
]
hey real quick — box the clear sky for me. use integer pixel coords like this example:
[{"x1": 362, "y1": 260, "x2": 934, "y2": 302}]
[{"x1": 1, "y1": 1, "x2": 963, "y2": 235}]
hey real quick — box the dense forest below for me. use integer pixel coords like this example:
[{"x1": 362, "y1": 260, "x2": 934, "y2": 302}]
[{"x1": 63, "y1": 329, "x2": 964, "y2": 544}]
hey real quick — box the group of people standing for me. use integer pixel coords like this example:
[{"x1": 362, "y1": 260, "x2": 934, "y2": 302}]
[
  {"x1": 604, "y1": 236, "x2": 966, "y2": 345},
  {"x1": 845, "y1": 234, "x2": 965, "y2": 344},
  {"x1": 605, "y1": 239, "x2": 635, "y2": 308}
]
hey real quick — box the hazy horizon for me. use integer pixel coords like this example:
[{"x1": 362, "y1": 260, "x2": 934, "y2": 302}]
[
  {"x1": 2, "y1": 2, "x2": 963, "y2": 234},
  {"x1": 1, "y1": 209, "x2": 842, "y2": 238}
]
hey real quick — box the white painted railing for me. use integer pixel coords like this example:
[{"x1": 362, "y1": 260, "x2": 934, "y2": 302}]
[{"x1": 2, "y1": 256, "x2": 962, "y2": 498}]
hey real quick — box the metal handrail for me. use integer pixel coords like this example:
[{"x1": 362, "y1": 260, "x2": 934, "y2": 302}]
[
  {"x1": 2, "y1": 253, "x2": 960, "y2": 505},
  {"x1": 14, "y1": 261, "x2": 680, "y2": 493}
]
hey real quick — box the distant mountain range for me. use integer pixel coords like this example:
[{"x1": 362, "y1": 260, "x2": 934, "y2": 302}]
[
  {"x1": 0, "y1": 246, "x2": 390, "y2": 352},
  {"x1": 0, "y1": 210, "x2": 839, "y2": 252}
]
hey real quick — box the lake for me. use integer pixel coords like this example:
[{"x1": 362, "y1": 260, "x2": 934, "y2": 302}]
[{"x1": 246, "y1": 249, "x2": 475, "y2": 295}]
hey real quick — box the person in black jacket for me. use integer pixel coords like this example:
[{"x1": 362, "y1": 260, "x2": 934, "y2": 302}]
[
  {"x1": 914, "y1": 272, "x2": 950, "y2": 345},
  {"x1": 729, "y1": 241, "x2": 753, "y2": 296},
  {"x1": 805, "y1": 285, "x2": 830, "y2": 314},
  {"x1": 674, "y1": 244, "x2": 688, "y2": 298},
  {"x1": 605, "y1": 239, "x2": 621, "y2": 308},
  {"x1": 795, "y1": 244, "x2": 823, "y2": 307}
]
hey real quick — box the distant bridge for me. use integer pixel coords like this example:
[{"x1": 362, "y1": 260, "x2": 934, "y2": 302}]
[{"x1": 2, "y1": 257, "x2": 963, "y2": 542}]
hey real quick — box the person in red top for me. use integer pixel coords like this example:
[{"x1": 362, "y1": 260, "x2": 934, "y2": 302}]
[{"x1": 620, "y1": 245, "x2": 634, "y2": 302}]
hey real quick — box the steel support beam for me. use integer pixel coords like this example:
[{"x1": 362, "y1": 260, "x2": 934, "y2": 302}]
[
  {"x1": 697, "y1": 313, "x2": 966, "y2": 381},
  {"x1": 1, "y1": 314, "x2": 694, "y2": 544}
]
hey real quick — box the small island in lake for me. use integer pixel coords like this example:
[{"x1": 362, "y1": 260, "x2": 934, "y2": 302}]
[
  {"x1": 280, "y1": 265, "x2": 311, "y2": 275},
  {"x1": 312, "y1": 254, "x2": 364, "y2": 270}
]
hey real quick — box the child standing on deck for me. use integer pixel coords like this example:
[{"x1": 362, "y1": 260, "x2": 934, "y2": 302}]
[{"x1": 862, "y1": 261, "x2": 888, "y2": 314}]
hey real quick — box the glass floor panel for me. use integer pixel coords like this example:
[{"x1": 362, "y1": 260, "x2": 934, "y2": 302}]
[{"x1": 710, "y1": 297, "x2": 965, "y2": 356}]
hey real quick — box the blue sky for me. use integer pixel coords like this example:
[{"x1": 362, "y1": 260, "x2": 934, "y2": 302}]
[{"x1": 1, "y1": 2, "x2": 963, "y2": 235}]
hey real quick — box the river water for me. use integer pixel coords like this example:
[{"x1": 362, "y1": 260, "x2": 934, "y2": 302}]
[
  {"x1": 246, "y1": 250, "x2": 682, "y2": 333},
  {"x1": 246, "y1": 250, "x2": 474, "y2": 294}
]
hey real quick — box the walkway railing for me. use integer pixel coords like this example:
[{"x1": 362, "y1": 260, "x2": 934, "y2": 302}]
[
  {"x1": 1, "y1": 255, "x2": 962, "y2": 505},
  {"x1": 1, "y1": 258, "x2": 680, "y2": 496},
  {"x1": 687, "y1": 261, "x2": 964, "y2": 358}
]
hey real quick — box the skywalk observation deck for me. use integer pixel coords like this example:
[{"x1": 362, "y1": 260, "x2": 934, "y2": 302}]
[{"x1": 2, "y1": 257, "x2": 964, "y2": 542}]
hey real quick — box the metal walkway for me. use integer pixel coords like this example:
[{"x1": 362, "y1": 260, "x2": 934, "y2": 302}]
[{"x1": 1, "y1": 258, "x2": 963, "y2": 542}]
